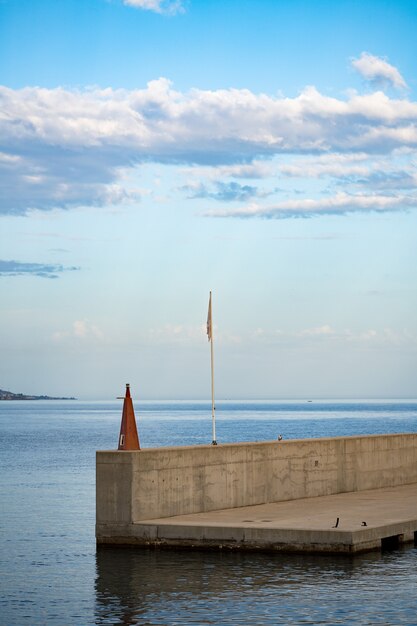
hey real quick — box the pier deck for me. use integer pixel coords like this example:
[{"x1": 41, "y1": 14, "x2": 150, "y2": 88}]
[{"x1": 100, "y1": 483, "x2": 417, "y2": 554}]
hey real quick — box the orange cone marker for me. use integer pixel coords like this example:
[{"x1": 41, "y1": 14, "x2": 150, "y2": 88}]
[{"x1": 117, "y1": 384, "x2": 140, "y2": 450}]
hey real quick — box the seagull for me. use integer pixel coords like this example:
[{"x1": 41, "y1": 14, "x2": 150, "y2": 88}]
[{"x1": 278, "y1": 434, "x2": 283, "y2": 441}]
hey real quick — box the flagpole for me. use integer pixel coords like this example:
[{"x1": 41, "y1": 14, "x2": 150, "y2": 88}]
[
  {"x1": 210, "y1": 308, "x2": 216, "y2": 446},
  {"x1": 207, "y1": 291, "x2": 217, "y2": 445}
]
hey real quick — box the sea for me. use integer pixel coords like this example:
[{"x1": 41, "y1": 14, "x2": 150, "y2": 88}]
[{"x1": 1, "y1": 399, "x2": 417, "y2": 626}]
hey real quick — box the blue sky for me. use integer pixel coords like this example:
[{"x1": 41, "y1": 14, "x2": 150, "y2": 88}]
[{"x1": 1, "y1": 0, "x2": 417, "y2": 399}]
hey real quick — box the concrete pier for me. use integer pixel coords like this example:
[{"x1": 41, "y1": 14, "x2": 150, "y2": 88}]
[
  {"x1": 96, "y1": 433, "x2": 417, "y2": 554},
  {"x1": 119, "y1": 483, "x2": 417, "y2": 554}
]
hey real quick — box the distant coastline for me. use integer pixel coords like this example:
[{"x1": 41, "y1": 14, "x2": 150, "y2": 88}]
[{"x1": 0, "y1": 388, "x2": 76, "y2": 401}]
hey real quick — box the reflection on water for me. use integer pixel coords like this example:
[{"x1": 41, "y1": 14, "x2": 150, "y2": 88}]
[{"x1": 95, "y1": 546, "x2": 417, "y2": 625}]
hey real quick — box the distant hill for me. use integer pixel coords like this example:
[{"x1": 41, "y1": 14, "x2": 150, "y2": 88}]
[{"x1": 0, "y1": 388, "x2": 76, "y2": 401}]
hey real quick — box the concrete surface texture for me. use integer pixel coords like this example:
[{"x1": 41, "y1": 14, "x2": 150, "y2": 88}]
[
  {"x1": 113, "y1": 483, "x2": 417, "y2": 554},
  {"x1": 96, "y1": 433, "x2": 417, "y2": 524}
]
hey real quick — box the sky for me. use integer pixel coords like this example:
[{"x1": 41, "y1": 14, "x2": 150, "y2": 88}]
[{"x1": 1, "y1": 0, "x2": 417, "y2": 400}]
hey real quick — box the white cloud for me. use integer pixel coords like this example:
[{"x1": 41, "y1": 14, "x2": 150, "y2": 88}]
[
  {"x1": 204, "y1": 192, "x2": 417, "y2": 219},
  {"x1": 146, "y1": 323, "x2": 208, "y2": 345},
  {"x1": 181, "y1": 161, "x2": 275, "y2": 180},
  {"x1": 144, "y1": 323, "x2": 242, "y2": 346},
  {"x1": 351, "y1": 52, "x2": 407, "y2": 90},
  {"x1": 0, "y1": 152, "x2": 21, "y2": 164},
  {"x1": 123, "y1": 0, "x2": 185, "y2": 15},
  {"x1": 182, "y1": 180, "x2": 265, "y2": 202},
  {"x1": 280, "y1": 153, "x2": 370, "y2": 178},
  {"x1": 298, "y1": 325, "x2": 335, "y2": 337},
  {"x1": 250, "y1": 326, "x2": 417, "y2": 348},
  {"x1": 53, "y1": 319, "x2": 103, "y2": 341},
  {"x1": 3, "y1": 75, "x2": 417, "y2": 216},
  {"x1": 278, "y1": 151, "x2": 417, "y2": 191}
]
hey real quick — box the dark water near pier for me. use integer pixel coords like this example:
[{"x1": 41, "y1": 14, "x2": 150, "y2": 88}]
[{"x1": 1, "y1": 400, "x2": 417, "y2": 625}]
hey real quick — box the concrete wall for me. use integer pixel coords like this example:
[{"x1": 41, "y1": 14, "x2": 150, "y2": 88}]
[{"x1": 96, "y1": 433, "x2": 417, "y2": 526}]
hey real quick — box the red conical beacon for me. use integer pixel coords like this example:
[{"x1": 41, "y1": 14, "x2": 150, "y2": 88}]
[{"x1": 117, "y1": 384, "x2": 140, "y2": 450}]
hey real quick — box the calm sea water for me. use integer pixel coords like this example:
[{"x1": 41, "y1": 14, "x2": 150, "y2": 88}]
[{"x1": 1, "y1": 399, "x2": 417, "y2": 626}]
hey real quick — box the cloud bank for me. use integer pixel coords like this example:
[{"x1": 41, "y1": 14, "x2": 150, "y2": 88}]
[{"x1": 1, "y1": 55, "x2": 416, "y2": 219}]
